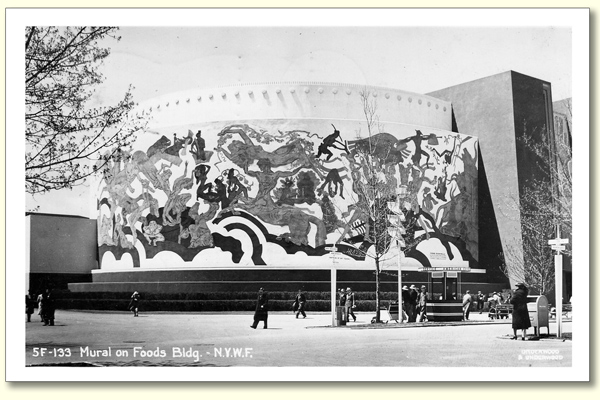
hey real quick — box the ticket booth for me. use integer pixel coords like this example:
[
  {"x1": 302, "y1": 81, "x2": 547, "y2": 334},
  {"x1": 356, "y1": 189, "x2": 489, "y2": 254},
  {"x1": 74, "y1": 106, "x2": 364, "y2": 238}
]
[{"x1": 421, "y1": 267, "x2": 469, "y2": 322}]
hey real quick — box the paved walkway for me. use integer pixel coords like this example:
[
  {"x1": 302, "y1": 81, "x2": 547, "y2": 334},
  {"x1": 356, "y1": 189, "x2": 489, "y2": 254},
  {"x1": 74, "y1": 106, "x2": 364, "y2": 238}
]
[{"x1": 25, "y1": 310, "x2": 572, "y2": 368}]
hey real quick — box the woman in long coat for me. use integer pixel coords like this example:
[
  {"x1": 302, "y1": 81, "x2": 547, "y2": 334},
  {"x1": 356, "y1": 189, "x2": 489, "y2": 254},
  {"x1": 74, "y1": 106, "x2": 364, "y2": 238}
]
[
  {"x1": 251, "y1": 288, "x2": 269, "y2": 329},
  {"x1": 510, "y1": 282, "x2": 531, "y2": 340}
]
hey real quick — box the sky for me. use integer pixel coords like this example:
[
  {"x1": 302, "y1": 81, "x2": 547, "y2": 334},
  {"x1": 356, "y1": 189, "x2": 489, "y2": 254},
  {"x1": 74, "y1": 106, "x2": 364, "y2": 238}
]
[{"x1": 23, "y1": 10, "x2": 575, "y2": 218}]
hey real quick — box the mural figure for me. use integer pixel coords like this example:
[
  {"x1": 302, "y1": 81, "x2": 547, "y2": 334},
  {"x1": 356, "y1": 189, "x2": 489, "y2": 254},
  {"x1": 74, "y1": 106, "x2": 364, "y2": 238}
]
[
  {"x1": 315, "y1": 125, "x2": 348, "y2": 161},
  {"x1": 143, "y1": 220, "x2": 165, "y2": 246},
  {"x1": 226, "y1": 168, "x2": 249, "y2": 207},
  {"x1": 98, "y1": 215, "x2": 115, "y2": 246},
  {"x1": 434, "y1": 169, "x2": 449, "y2": 201},
  {"x1": 190, "y1": 130, "x2": 206, "y2": 162},
  {"x1": 421, "y1": 187, "x2": 438, "y2": 214},
  {"x1": 179, "y1": 201, "x2": 219, "y2": 248},
  {"x1": 114, "y1": 214, "x2": 132, "y2": 249},
  {"x1": 217, "y1": 124, "x2": 322, "y2": 176},
  {"x1": 194, "y1": 164, "x2": 212, "y2": 200},
  {"x1": 163, "y1": 161, "x2": 194, "y2": 226},
  {"x1": 317, "y1": 168, "x2": 345, "y2": 199}
]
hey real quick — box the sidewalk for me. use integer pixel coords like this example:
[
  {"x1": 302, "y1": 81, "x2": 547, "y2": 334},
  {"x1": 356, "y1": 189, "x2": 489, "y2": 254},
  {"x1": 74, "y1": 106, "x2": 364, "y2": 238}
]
[{"x1": 25, "y1": 309, "x2": 572, "y2": 368}]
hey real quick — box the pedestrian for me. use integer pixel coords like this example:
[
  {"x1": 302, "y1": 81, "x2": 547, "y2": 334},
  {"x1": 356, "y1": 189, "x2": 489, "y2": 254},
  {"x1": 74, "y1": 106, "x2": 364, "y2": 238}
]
[
  {"x1": 41, "y1": 288, "x2": 55, "y2": 326},
  {"x1": 462, "y1": 290, "x2": 472, "y2": 321},
  {"x1": 401, "y1": 285, "x2": 411, "y2": 322},
  {"x1": 338, "y1": 288, "x2": 346, "y2": 307},
  {"x1": 408, "y1": 285, "x2": 419, "y2": 322},
  {"x1": 36, "y1": 292, "x2": 44, "y2": 322},
  {"x1": 294, "y1": 289, "x2": 307, "y2": 319},
  {"x1": 510, "y1": 282, "x2": 531, "y2": 340},
  {"x1": 416, "y1": 285, "x2": 428, "y2": 322},
  {"x1": 477, "y1": 290, "x2": 485, "y2": 313},
  {"x1": 129, "y1": 291, "x2": 140, "y2": 317},
  {"x1": 345, "y1": 287, "x2": 357, "y2": 322},
  {"x1": 251, "y1": 287, "x2": 269, "y2": 329},
  {"x1": 26, "y1": 290, "x2": 36, "y2": 322}
]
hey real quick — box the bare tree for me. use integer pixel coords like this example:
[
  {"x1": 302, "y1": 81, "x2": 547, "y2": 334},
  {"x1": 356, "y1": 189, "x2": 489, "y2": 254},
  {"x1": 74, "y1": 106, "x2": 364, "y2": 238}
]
[
  {"x1": 25, "y1": 26, "x2": 147, "y2": 195},
  {"x1": 336, "y1": 89, "x2": 417, "y2": 322},
  {"x1": 501, "y1": 109, "x2": 572, "y2": 295}
]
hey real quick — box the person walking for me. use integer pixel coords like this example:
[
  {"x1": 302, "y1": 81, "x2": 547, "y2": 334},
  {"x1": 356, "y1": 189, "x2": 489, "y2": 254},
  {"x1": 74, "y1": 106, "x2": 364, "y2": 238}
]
[
  {"x1": 294, "y1": 289, "x2": 307, "y2": 319},
  {"x1": 477, "y1": 290, "x2": 485, "y2": 313},
  {"x1": 41, "y1": 288, "x2": 55, "y2": 326},
  {"x1": 345, "y1": 287, "x2": 357, "y2": 322},
  {"x1": 416, "y1": 285, "x2": 428, "y2": 322},
  {"x1": 36, "y1": 292, "x2": 44, "y2": 322},
  {"x1": 510, "y1": 282, "x2": 531, "y2": 340},
  {"x1": 408, "y1": 285, "x2": 419, "y2": 322},
  {"x1": 251, "y1": 288, "x2": 269, "y2": 329},
  {"x1": 401, "y1": 285, "x2": 411, "y2": 322},
  {"x1": 462, "y1": 290, "x2": 472, "y2": 321},
  {"x1": 26, "y1": 291, "x2": 36, "y2": 322},
  {"x1": 129, "y1": 291, "x2": 140, "y2": 317}
]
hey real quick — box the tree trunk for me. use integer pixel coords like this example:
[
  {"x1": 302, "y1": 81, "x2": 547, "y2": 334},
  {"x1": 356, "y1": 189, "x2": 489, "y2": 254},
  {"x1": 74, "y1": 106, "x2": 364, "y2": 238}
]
[{"x1": 375, "y1": 259, "x2": 381, "y2": 323}]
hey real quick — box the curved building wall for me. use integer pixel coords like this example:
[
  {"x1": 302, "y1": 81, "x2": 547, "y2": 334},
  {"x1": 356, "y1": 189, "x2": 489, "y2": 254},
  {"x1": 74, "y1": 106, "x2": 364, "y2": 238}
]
[{"x1": 95, "y1": 82, "x2": 477, "y2": 275}]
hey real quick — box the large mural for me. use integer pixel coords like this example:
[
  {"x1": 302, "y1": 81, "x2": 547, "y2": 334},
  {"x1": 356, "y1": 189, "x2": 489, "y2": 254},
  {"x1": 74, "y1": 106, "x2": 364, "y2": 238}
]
[{"x1": 96, "y1": 120, "x2": 478, "y2": 270}]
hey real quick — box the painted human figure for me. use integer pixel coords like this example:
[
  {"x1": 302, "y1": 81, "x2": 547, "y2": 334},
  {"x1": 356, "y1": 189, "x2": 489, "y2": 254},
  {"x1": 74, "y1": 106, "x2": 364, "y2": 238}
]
[
  {"x1": 315, "y1": 125, "x2": 347, "y2": 161},
  {"x1": 163, "y1": 161, "x2": 193, "y2": 226},
  {"x1": 194, "y1": 164, "x2": 212, "y2": 200},
  {"x1": 143, "y1": 220, "x2": 164, "y2": 246},
  {"x1": 180, "y1": 201, "x2": 219, "y2": 248},
  {"x1": 421, "y1": 187, "x2": 438, "y2": 213},
  {"x1": 434, "y1": 169, "x2": 448, "y2": 201},
  {"x1": 226, "y1": 168, "x2": 249, "y2": 206},
  {"x1": 190, "y1": 130, "x2": 206, "y2": 161},
  {"x1": 317, "y1": 168, "x2": 345, "y2": 199}
]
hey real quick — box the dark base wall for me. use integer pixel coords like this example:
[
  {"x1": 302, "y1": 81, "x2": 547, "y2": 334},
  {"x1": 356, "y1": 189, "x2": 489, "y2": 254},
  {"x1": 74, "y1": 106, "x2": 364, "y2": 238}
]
[
  {"x1": 67, "y1": 268, "x2": 509, "y2": 297},
  {"x1": 29, "y1": 273, "x2": 92, "y2": 293}
]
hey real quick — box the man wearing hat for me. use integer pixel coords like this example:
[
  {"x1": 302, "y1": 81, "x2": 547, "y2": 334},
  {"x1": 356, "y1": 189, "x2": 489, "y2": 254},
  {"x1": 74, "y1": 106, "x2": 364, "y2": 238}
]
[
  {"x1": 408, "y1": 285, "x2": 419, "y2": 322},
  {"x1": 344, "y1": 287, "x2": 357, "y2": 322},
  {"x1": 251, "y1": 287, "x2": 269, "y2": 329},
  {"x1": 509, "y1": 283, "x2": 531, "y2": 340}
]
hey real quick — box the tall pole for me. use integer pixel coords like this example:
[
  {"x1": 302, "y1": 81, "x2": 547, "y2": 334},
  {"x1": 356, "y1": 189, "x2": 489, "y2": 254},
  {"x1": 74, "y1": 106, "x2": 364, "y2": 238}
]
[
  {"x1": 555, "y1": 253, "x2": 563, "y2": 338},
  {"x1": 397, "y1": 243, "x2": 404, "y2": 323},
  {"x1": 331, "y1": 267, "x2": 337, "y2": 327},
  {"x1": 548, "y1": 225, "x2": 568, "y2": 339}
]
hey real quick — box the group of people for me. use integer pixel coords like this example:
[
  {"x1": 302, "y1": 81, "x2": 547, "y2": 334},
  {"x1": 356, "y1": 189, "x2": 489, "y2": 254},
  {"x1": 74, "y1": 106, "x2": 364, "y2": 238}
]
[
  {"x1": 26, "y1": 289, "x2": 55, "y2": 326},
  {"x1": 338, "y1": 287, "x2": 357, "y2": 322},
  {"x1": 401, "y1": 284, "x2": 428, "y2": 323}
]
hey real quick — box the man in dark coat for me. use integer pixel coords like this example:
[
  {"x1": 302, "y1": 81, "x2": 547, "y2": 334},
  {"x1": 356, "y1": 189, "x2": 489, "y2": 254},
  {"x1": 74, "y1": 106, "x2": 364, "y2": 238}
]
[
  {"x1": 41, "y1": 288, "x2": 55, "y2": 326},
  {"x1": 510, "y1": 282, "x2": 532, "y2": 340},
  {"x1": 408, "y1": 285, "x2": 419, "y2": 322},
  {"x1": 251, "y1": 288, "x2": 269, "y2": 329},
  {"x1": 294, "y1": 289, "x2": 307, "y2": 319}
]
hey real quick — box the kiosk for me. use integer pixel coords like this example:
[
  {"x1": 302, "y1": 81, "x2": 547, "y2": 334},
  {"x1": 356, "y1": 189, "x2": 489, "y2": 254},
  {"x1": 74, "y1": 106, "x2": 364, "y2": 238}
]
[{"x1": 421, "y1": 266, "x2": 470, "y2": 322}]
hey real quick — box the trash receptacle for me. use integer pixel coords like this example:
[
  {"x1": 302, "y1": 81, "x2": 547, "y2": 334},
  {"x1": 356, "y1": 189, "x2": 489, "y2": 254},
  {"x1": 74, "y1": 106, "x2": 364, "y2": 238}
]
[
  {"x1": 527, "y1": 295, "x2": 550, "y2": 337},
  {"x1": 336, "y1": 306, "x2": 347, "y2": 326},
  {"x1": 388, "y1": 301, "x2": 400, "y2": 322}
]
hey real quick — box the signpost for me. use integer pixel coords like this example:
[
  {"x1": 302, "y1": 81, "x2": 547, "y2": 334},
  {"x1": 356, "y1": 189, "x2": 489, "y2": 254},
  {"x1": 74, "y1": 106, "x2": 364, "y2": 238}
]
[
  {"x1": 548, "y1": 225, "x2": 569, "y2": 338},
  {"x1": 387, "y1": 196, "x2": 406, "y2": 322},
  {"x1": 326, "y1": 246, "x2": 338, "y2": 326}
]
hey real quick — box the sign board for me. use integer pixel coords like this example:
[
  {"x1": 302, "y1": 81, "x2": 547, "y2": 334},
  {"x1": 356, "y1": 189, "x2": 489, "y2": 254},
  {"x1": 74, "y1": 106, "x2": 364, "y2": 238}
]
[{"x1": 419, "y1": 267, "x2": 471, "y2": 272}]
